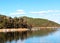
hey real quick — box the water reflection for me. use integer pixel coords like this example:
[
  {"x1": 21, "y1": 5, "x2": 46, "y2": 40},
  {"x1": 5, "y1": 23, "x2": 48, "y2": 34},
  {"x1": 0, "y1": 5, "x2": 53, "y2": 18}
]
[{"x1": 0, "y1": 28, "x2": 57, "y2": 43}]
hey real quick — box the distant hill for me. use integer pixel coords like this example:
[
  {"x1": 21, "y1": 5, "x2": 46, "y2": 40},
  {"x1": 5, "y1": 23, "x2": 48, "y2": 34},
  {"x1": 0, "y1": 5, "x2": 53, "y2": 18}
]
[
  {"x1": 21, "y1": 16, "x2": 60, "y2": 27},
  {"x1": 0, "y1": 14, "x2": 60, "y2": 29}
]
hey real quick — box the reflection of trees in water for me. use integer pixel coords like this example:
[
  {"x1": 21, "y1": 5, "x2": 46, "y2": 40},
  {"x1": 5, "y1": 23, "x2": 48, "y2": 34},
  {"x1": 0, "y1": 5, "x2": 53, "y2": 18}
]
[
  {"x1": 0, "y1": 31, "x2": 31, "y2": 43},
  {"x1": 0, "y1": 33, "x2": 5, "y2": 43},
  {"x1": 0, "y1": 37, "x2": 4, "y2": 43},
  {"x1": 31, "y1": 29, "x2": 55, "y2": 37},
  {"x1": 0, "y1": 29, "x2": 56, "y2": 43}
]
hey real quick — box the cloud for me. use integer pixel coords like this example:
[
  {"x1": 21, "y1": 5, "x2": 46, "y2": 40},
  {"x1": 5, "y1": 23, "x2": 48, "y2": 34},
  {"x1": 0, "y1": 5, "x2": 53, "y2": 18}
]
[
  {"x1": 30, "y1": 10, "x2": 60, "y2": 14},
  {"x1": 10, "y1": 9, "x2": 26, "y2": 15},
  {"x1": 16, "y1": 10, "x2": 24, "y2": 12},
  {"x1": 47, "y1": 10, "x2": 60, "y2": 12},
  {"x1": 30, "y1": 11, "x2": 47, "y2": 14}
]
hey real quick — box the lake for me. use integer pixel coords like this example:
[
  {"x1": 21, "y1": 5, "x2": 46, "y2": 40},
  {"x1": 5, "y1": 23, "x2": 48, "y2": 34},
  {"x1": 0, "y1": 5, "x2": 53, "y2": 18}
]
[{"x1": 0, "y1": 28, "x2": 60, "y2": 43}]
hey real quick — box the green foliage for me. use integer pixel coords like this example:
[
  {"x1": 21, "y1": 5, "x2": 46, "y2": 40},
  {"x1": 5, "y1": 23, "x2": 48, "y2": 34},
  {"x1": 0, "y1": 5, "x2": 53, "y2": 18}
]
[
  {"x1": 0, "y1": 15, "x2": 29, "y2": 29},
  {"x1": 23, "y1": 16, "x2": 60, "y2": 27},
  {"x1": 0, "y1": 14, "x2": 60, "y2": 29}
]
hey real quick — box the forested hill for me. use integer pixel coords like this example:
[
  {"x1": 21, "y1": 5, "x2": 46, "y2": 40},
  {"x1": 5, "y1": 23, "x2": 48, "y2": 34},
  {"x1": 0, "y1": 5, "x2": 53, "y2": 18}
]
[
  {"x1": 0, "y1": 14, "x2": 60, "y2": 29},
  {"x1": 22, "y1": 16, "x2": 60, "y2": 27}
]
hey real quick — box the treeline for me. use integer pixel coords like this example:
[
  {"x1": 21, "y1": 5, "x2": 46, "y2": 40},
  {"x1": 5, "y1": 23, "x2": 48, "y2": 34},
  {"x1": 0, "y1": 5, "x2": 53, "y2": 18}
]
[
  {"x1": 0, "y1": 14, "x2": 60, "y2": 29},
  {"x1": 26, "y1": 17, "x2": 60, "y2": 27},
  {"x1": 0, "y1": 15, "x2": 31, "y2": 29}
]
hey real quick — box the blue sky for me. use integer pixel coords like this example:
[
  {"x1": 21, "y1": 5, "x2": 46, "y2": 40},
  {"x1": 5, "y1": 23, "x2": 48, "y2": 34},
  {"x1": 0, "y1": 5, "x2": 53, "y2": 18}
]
[{"x1": 0, "y1": 0, "x2": 60, "y2": 24}]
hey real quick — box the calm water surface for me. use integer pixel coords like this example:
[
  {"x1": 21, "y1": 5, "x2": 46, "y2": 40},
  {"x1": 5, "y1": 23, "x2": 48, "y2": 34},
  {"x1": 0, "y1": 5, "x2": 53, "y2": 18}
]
[{"x1": 0, "y1": 28, "x2": 60, "y2": 43}]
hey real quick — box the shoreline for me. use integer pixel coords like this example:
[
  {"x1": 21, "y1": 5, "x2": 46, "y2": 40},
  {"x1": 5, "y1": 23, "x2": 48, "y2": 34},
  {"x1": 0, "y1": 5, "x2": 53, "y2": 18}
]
[
  {"x1": 0, "y1": 28, "x2": 29, "y2": 32},
  {"x1": 33, "y1": 27, "x2": 60, "y2": 28},
  {"x1": 0, "y1": 27, "x2": 60, "y2": 32}
]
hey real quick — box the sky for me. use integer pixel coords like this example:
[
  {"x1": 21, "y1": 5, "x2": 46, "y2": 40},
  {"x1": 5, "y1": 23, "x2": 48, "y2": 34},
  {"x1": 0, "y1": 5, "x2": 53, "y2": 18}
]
[{"x1": 0, "y1": 0, "x2": 60, "y2": 24}]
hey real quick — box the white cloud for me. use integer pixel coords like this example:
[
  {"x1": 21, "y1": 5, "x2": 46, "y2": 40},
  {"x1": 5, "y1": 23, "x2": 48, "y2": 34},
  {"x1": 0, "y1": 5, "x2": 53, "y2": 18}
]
[
  {"x1": 10, "y1": 9, "x2": 26, "y2": 15},
  {"x1": 16, "y1": 10, "x2": 24, "y2": 12},
  {"x1": 48, "y1": 10, "x2": 60, "y2": 12},
  {"x1": 30, "y1": 11, "x2": 47, "y2": 14},
  {"x1": 30, "y1": 10, "x2": 60, "y2": 14}
]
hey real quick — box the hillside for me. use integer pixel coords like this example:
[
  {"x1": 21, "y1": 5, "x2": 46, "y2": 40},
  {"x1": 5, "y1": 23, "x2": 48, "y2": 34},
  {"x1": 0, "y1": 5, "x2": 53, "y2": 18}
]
[
  {"x1": 22, "y1": 16, "x2": 60, "y2": 27},
  {"x1": 0, "y1": 14, "x2": 60, "y2": 29}
]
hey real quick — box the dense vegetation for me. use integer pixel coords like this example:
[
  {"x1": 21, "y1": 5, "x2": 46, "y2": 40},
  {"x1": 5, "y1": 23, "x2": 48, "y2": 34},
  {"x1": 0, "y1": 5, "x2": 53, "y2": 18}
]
[
  {"x1": 24, "y1": 16, "x2": 60, "y2": 27},
  {"x1": 0, "y1": 14, "x2": 31, "y2": 29},
  {"x1": 0, "y1": 14, "x2": 60, "y2": 29}
]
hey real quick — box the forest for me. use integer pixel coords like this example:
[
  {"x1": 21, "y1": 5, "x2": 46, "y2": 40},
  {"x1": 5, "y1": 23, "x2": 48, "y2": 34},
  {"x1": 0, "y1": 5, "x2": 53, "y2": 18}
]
[
  {"x1": 0, "y1": 14, "x2": 60, "y2": 29},
  {"x1": 0, "y1": 14, "x2": 32, "y2": 29}
]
